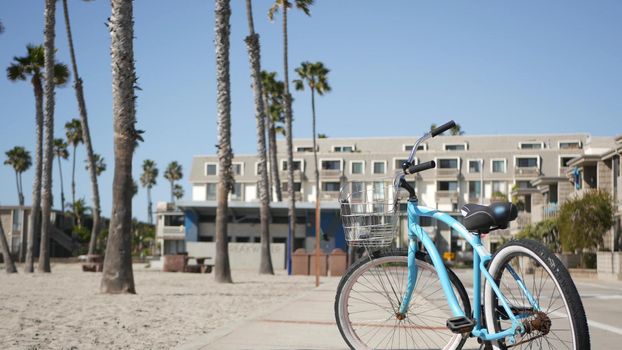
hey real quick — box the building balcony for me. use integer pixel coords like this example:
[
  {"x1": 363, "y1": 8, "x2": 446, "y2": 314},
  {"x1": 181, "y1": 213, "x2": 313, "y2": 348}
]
[
  {"x1": 320, "y1": 191, "x2": 340, "y2": 200},
  {"x1": 279, "y1": 169, "x2": 305, "y2": 181},
  {"x1": 436, "y1": 190, "x2": 459, "y2": 203},
  {"x1": 158, "y1": 225, "x2": 186, "y2": 240},
  {"x1": 282, "y1": 191, "x2": 303, "y2": 201},
  {"x1": 531, "y1": 203, "x2": 559, "y2": 223},
  {"x1": 436, "y1": 168, "x2": 460, "y2": 178},
  {"x1": 320, "y1": 169, "x2": 343, "y2": 178},
  {"x1": 514, "y1": 167, "x2": 541, "y2": 177}
]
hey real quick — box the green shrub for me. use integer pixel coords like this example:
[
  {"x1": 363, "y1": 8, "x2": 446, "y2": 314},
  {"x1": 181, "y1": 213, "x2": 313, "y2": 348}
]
[{"x1": 558, "y1": 190, "x2": 613, "y2": 253}]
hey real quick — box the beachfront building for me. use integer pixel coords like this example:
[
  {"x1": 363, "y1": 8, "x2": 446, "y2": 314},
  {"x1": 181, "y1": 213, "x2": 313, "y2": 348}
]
[
  {"x1": 0, "y1": 206, "x2": 78, "y2": 260},
  {"x1": 168, "y1": 133, "x2": 615, "y2": 259}
]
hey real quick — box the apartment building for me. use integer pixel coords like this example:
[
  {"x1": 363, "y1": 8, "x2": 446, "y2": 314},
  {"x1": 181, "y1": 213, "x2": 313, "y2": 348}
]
[{"x1": 173, "y1": 133, "x2": 613, "y2": 256}]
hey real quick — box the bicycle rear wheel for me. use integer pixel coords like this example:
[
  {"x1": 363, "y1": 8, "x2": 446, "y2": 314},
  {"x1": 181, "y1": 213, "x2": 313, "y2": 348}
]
[
  {"x1": 484, "y1": 239, "x2": 590, "y2": 349},
  {"x1": 334, "y1": 249, "x2": 471, "y2": 350}
]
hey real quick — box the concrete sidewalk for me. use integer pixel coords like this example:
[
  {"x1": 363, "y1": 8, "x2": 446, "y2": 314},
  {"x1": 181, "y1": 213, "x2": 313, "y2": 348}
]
[{"x1": 178, "y1": 276, "x2": 347, "y2": 350}]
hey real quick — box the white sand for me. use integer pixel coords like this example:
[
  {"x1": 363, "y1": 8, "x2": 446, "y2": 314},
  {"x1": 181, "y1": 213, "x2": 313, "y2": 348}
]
[{"x1": 0, "y1": 263, "x2": 317, "y2": 349}]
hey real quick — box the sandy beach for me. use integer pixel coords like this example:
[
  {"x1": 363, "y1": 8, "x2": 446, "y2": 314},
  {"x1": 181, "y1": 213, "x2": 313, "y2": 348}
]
[{"x1": 0, "y1": 263, "x2": 317, "y2": 349}]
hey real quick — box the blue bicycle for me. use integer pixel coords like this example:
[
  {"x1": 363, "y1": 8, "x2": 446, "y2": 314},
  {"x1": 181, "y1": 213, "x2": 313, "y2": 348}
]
[{"x1": 335, "y1": 121, "x2": 589, "y2": 349}]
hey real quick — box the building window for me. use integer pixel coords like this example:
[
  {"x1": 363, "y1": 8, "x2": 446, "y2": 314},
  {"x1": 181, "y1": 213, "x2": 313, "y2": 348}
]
[
  {"x1": 164, "y1": 215, "x2": 184, "y2": 226},
  {"x1": 282, "y1": 182, "x2": 302, "y2": 192},
  {"x1": 560, "y1": 156, "x2": 575, "y2": 167},
  {"x1": 403, "y1": 144, "x2": 427, "y2": 152},
  {"x1": 492, "y1": 181, "x2": 506, "y2": 194},
  {"x1": 468, "y1": 181, "x2": 481, "y2": 199},
  {"x1": 373, "y1": 181, "x2": 385, "y2": 198},
  {"x1": 516, "y1": 180, "x2": 535, "y2": 189},
  {"x1": 438, "y1": 181, "x2": 458, "y2": 191},
  {"x1": 519, "y1": 142, "x2": 543, "y2": 149},
  {"x1": 281, "y1": 159, "x2": 303, "y2": 171},
  {"x1": 350, "y1": 181, "x2": 365, "y2": 200},
  {"x1": 372, "y1": 161, "x2": 386, "y2": 174},
  {"x1": 322, "y1": 181, "x2": 341, "y2": 192},
  {"x1": 205, "y1": 163, "x2": 217, "y2": 176},
  {"x1": 351, "y1": 161, "x2": 364, "y2": 175},
  {"x1": 516, "y1": 157, "x2": 538, "y2": 168},
  {"x1": 438, "y1": 158, "x2": 459, "y2": 169},
  {"x1": 559, "y1": 141, "x2": 582, "y2": 150},
  {"x1": 333, "y1": 145, "x2": 355, "y2": 153},
  {"x1": 230, "y1": 183, "x2": 243, "y2": 201},
  {"x1": 393, "y1": 158, "x2": 410, "y2": 170},
  {"x1": 232, "y1": 163, "x2": 243, "y2": 176},
  {"x1": 296, "y1": 146, "x2": 314, "y2": 152},
  {"x1": 468, "y1": 160, "x2": 481, "y2": 173},
  {"x1": 321, "y1": 160, "x2": 342, "y2": 171},
  {"x1": 492, "y1": 159, "x2": 506, "y2": 173},
  {"x1": 206, "y1": 183, "x2": 217, "y2": 200},
  {"x1": 444, "y1": 143, "x2": 467, "y2": 151}
]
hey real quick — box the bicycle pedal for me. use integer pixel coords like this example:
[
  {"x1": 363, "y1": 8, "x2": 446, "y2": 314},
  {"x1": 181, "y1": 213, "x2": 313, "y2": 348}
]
[{"x1": 446, "y1": 316, "x2": 476, "y2": 334}]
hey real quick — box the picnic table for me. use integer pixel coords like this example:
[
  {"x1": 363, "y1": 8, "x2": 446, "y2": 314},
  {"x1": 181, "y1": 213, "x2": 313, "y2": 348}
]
[{"x1": 185, "y1": 256, "x2": 214, "y2": 273}]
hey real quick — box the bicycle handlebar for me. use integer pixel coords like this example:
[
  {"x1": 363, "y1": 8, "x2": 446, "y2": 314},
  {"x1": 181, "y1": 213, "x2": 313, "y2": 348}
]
[
  {"x1": 405, "y1": 160, "x2": 436, "y2": 175},
  {"x1": 431, "y1": 120, "x2": 456, "y2": 137}
]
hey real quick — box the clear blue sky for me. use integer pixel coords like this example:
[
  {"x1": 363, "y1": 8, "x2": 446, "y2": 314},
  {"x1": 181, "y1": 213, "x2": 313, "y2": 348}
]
[{"x1": 1, "y1": 0, "x2": 621, "y2": 221}]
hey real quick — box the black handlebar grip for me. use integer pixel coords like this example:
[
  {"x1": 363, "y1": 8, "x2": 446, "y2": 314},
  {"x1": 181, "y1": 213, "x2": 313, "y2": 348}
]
[
  {"x1": 406, "y1": 160, "x2": 436, "y2": 174},
  {"x1": 431, "y1": 120, "x2": 456, "y2": 137}
]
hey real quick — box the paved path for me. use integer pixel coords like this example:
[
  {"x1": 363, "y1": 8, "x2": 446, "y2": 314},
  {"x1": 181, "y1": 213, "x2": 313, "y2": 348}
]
[{"x1": 179, "y1": 271, "x2": 622, "y2": 350}]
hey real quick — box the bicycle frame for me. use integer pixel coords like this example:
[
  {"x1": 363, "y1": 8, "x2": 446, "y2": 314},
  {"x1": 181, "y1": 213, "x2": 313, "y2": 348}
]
[{"x1": 397, "y1": 199, "x2": 540, "y2": 343}]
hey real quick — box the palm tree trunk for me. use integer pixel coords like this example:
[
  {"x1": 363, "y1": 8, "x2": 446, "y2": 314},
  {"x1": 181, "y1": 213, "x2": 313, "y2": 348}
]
[
  {"x1": 147, "y1": 186, "x2": 152, "y2": 225},
  {"x1": 169, "y1": 180, "x2": 174, "y2": 204},
  {"x1": 71, "y1": 144, "x2": 76, "y2": 210},
  {"x1": 311, "y1": 87, "x2": 321, "y2": 287},
  {"x1": 214, "y1": 0, "x2": 233, "y2": 283},
  {"x1": 245, "y1": 0, "x2": 273, "y2": 275},
  {"x1": 39, "y1": 0, "x2": 57, "y2": 273},
  {"x1": 282, "y1": 0, "x2": 297, "y2": 268},
  {"x1": 0, "y1": 222, "x2": 17, "y2": 273},
  {"x1": 18, "y1": 171, "x2": 24, "y2": 206},
  {"x1": 25, "y1": 77, "x2": 44, "y2": 273},
  {"x1": 101, "y1": 0, "x2": 137, "y2": 294},
  {"x1": 261, "y1": 94, "x2": 273, "y2": 202},
  {"x1": 63, "y1": 0, "x2": 102, "y2": 256},
  {"x1": 57, "y1": 156, "x2": 66, "y2": 212},
  {"x1": 267, "y1": 117, "x2": 282, "y2": 202},
  {"x1": 14, "y1": 171, "x2": 23, "y2": 206}
]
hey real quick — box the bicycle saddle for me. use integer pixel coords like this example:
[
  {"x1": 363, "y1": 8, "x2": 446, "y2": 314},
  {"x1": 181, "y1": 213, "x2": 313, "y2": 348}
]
[{"x1": 460, "y1": 202, "x2": 518, "y2": 234}]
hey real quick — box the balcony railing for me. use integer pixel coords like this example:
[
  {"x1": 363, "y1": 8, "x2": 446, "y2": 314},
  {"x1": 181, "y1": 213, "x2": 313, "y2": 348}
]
[
  {"x1": 436, "y1": 190, "x2": 459, "y2": 202},
  {"x1": 282, "y1": 192, "x2": 303, "y2": 201},
  {"x1": 321, "y1": 191, "x2": 340, "y2": 200},
  {"x1": 279, "y1": 169, "x2": 305, "y2": 181},
  {"x1": 436, "y1": 168, "x2": 460, "y2": 177},
  {"x1": 320, "y1": 169, "x2": 342, "y2": 178},
  {"x1": 158, "y1": 225, "x2": 186, "y2": 239},
  {"x1": 514, "y1": 167, "x2": 540, "y2": 177}
]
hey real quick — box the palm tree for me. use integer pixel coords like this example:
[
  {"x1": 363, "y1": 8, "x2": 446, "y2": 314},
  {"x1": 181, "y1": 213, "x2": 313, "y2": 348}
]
[
  {"x1": 70, "y1": 198, "x2": 91, "y2": 228},
  {"x1": 245, "y1": 0, "x2": 274, "y2": 275},
  {"x1": 214, "y1": 0, "x2": 234, "y2": 284},
  {"x1": 0, "y1": 222, "x2": 17, "y2": 274},
  {"x1": 173, "y1": 184, "x2": 184, "y2": 201},
  {"x1": 85, "y1": 153, "x2": 106, "y2": 176},
  {"x1": 52, "y1": 139, "x2": 69, "y2": 211},
  {"x1": 450, "y1": 123, "x2": 464, "y2": 136},
  {"x1": 140, "y1": 159, "x2": 158, "y2": 225},
  {"x1": 39, "y1": 0, "x2": 69, "y2": 273},
  {"x1": 293, "y1": 61, "x2": 331, "y2": 285},
  {"x1": 7, "y1": 44, "x2": 68, "y2": 272},
  {"x1": 65, "y1": 118, "x2": 83, "y2": 209},
  {"x1": 101, "y1": 0, "x2": 138, "y2": 294},
  {"x1": 61, "y1": 0, "x2": 103, "y2": 258},
  {"x1": 261, "y1": 71, "x2": 285, "y2": 202},
  {"x1": 269, "y1": 0, "x2": 313, "y2": 270},
  {"x1": 163, "y1": 161, "x2": 183, "y2": 204},
  {"x1": 4, "y1": 146, "x2": 32, "y2": 206}
]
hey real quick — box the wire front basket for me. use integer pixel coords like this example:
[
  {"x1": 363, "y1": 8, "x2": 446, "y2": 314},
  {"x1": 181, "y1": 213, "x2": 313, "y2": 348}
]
[{"x1": 339, "y1": 181, "x2": 401, "y2": 248}]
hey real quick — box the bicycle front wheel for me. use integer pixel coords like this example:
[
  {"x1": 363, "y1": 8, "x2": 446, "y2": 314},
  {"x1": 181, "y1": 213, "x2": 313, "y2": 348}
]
[
  {"x1": 334, "y1": 249, "x2": 471, "y2": 350},
  {"x1": 484, "y1": 239, "x2": 590, "y2": 349}
]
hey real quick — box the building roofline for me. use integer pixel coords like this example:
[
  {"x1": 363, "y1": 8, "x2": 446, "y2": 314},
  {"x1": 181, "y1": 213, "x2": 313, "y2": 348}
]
[{"x1": 176, "y1": 200, "x2": 340, "y2": 210}]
